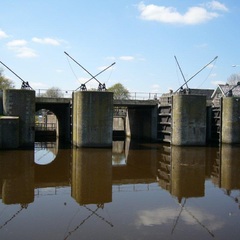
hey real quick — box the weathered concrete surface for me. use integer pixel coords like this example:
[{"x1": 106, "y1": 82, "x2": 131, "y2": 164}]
[
  {"x1": 171, "y1": 146, "x2": 205, "y2": 199},
  {"x1": 0, "y1": 150, "x2": 34, "y2": 204},
  {"x1": 3, "y1": 89, "x2": 35, "y2": 148},
  {"x1": 113, "y1": 117, "x2": 125, "y2": 131},
  {"x1": 172, "y1": 94, "x2": 206, "y2": 146},
  {"x1": 0, "y1": 116, "x2": 19, "y2": 149},
  {"x1": 221, "y1": 144, "x2": 240, "y2": 190},
  {"x1": 71, "y1": 148, "x2": 112, "y2": 205},
  {"x1": 125, "y1": 106, "x2": 158, "y2": 141},
  {"x1": 72, "y1": 91, "x2": 113, "y2": 147},
  {"x1": 221, "y1": 97, "x2": 240, "y2": 144},
  {"x1": 0, "y1": 90, "x2": 3, "y2": 115}
]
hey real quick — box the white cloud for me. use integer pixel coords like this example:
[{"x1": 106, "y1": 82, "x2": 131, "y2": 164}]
[
  {"x1": 7, "y1": 40, "x2": 37, "y2": 58},
  {"x1": 206, "y1": 1, "x2": 229, "y2": 12},
  {"x1": 7, "y1": 39, "x2": 27, "y2": 47},
  {"x1": 135, "y1": 207, "x2": 224, "y2": 232},
  {"x1": 32, "y1": 37, "x2": 61, "y2": 46},
  {"x1": 106, "y1": 56, "x2": 116, "y2": 61},
  {"x1": 15, "y1": 47, "x2": 38, "y2": 58},
  {"x1": 0, "y1": 29, "x2": 9, "y2": 39},
  {"x1": 137, "y1": 1, "x2": 228, "y2": 25},
  {"x1": 97, "y1": 63, "x2": 116, "y2": 72},
  {"x1": 119, "y1": 56, "x2": 135, "y2": 61}
]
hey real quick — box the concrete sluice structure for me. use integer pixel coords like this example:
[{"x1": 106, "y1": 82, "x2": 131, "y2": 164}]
[
  {"x1": 158, "y1": 92, "x2": 240, "y2": 145},
  {"x1": 72, "y1": 91, "x2": 113, "y2": 148},
  {"x1": 221, "y1": 97, "x2": 240, "y2": 144},
  {"x1": 171, "y1": 94, "x2": 206, "y2": 146},
  {"x1": 158, "y1": 93, "x2": 207, "y2": 146},
  {"x1": 0, "y1": 89, "x2": 35, "y2": 149}
]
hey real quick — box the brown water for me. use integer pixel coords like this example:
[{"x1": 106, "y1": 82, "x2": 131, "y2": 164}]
[{"x1": 0, "y1": 138, "x2": 240, "y2": 240}]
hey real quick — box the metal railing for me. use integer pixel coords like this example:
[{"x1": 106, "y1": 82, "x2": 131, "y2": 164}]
[
  {"x1": 35, "y1": 123, "x2": 56, "y2": 131},
  {"x1": 35, "y1": 89, "x2": 163, "y2": 100}
]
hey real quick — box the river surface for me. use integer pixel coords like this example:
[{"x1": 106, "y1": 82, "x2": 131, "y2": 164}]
[{"x1": 0, "y1": 138, "x2": 240, "y2": 240}]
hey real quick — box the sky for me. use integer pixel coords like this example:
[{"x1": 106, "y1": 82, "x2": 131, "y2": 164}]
[{"x1": 0, "y1": 0, "x2": 240, "y2": 94}]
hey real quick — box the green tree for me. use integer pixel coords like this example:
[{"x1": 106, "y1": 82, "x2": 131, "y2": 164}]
[
  {"x1": 108, "y1": 83, "x2": 130, "y2": 100},
  {"x1": 0, "y1": 69, "x2": 15, "y2": 89},
  {"x1": 42, "y1": 87, "x2": 64, "y2": 98}
]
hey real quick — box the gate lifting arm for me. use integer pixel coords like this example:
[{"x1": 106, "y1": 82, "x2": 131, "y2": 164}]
[
  {"x1": 64, "y1": 51, "x2": 115, "y2": 91},
  {"x1": 174, "y1": 56, "x2": 218, "y2": 93},
  {"x1": 0, "y1": 60, "x2": 33, "y2": 90}
]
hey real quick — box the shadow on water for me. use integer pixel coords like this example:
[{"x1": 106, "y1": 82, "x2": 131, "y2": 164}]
[{"x1": 0, "y1": 138, "x2": 240, "y2": 239}]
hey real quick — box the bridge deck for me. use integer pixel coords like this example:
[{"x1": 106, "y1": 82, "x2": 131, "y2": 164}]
[{"x1": 36, "y1": 97, "x2": 159, "y2": 107}]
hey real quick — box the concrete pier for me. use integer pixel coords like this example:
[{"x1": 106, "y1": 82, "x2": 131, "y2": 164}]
[
  {"x1": 72, "y1": 91, "x2": 113, "y2": 147},
  {"x1": 0, "y1": 90, "x2": 3, "y2": 115},
  {"x1": 0, "y1": 116, "x2": 19, "y2": 149},
  {"x1": 221, "y1": 97, "x2": 240, "y2": 144},
  {"x1": 3, "y1": 89, "x2": 35, "y2": 148},
  {"x1": 172, "y1": 94, "x2": 206, "y2": 146}
]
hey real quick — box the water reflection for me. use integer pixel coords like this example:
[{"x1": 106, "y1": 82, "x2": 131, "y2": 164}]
[
  {"x1": 34, "y1": 141, "x2": 58, "y2": 165},
  {"x1": 72, "y1": 148, "x2": 112, "y2": 205},
  {"x1": 158, "y1": 145, "x2": 205, "y2": 202},
  {"x1": 0, "y1": 140, "x2": 240, "y2": 239},
  {"x1": 0, "y1": 150, "x2": 34, "y2": 205}
]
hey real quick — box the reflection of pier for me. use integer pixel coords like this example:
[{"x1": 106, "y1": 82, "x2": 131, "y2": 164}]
[
  {"x1": 1, "y1": 141, "x2": 240, "y2": 209},
  {"x1": 158, "y1": 145, "x2": 206, "y2": 201}
]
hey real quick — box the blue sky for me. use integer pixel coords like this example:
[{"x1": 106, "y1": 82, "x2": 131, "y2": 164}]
[{"x1": 0, "y1": 0, "x2": 239, "y2": 94}]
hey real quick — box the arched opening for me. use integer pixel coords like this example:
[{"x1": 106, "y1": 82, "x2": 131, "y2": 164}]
[
  {"x1": 34, "y1": 109, "x2": 59, "y2": 165},
  {"x1": 35, "y1": 109, "x2": 59, "y2": 141}
]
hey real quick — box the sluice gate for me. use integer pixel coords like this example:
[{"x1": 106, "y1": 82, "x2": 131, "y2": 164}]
[{"x1": 158, "y1": 92, "x2": 240, "y2": 145}]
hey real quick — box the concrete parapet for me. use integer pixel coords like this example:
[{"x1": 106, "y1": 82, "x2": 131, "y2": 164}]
[
  {"x1": 0, "y1": 116, "x2": 19, "y2": 149},
  {"x1": 172, "y1": 94, "x2": 206, "y2": 145},
  {"x1": 221, "y1": 97, "x2": 240, "y2": 144},
  {"x1": 72, "y1": 91, "x2": 113, "y2": 147},
  {"x1": 3, "y1": 89, "x2": 35, "y2": 148}
]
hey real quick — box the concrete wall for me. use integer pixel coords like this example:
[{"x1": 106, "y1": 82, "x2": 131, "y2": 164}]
[
  {"x1": 72, "y1": 91, "x2": 113, "y2": 147},
  {"x1": 113, "y1": 117, "x2": 125, "y2": 131},
  {"x1": 125, "y1": 106, "x2": 158, "y2": 141},
  {"x1": 0, "y1": 116, "x2": 19, "y2": 149},
  {"x1": 221, "y1": 97, "x2": 240, "y2": 144},
  {"x1": 3, "y1": 89, "x2": 35, "y2": 148},
  {"x1": 172, "y1": 95, "x2": 206, "y2": 146}
]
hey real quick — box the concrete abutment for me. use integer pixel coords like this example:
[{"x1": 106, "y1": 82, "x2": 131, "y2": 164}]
[
  {"x1": 72, "y1": 91, "x2": 113, "y2": 148},
  {"x1": 1, "y1": 89, "x2": 35, "y2": 149},
  {"x1": 171, "y1": 94, "x2": 207, "y2": 146}
]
